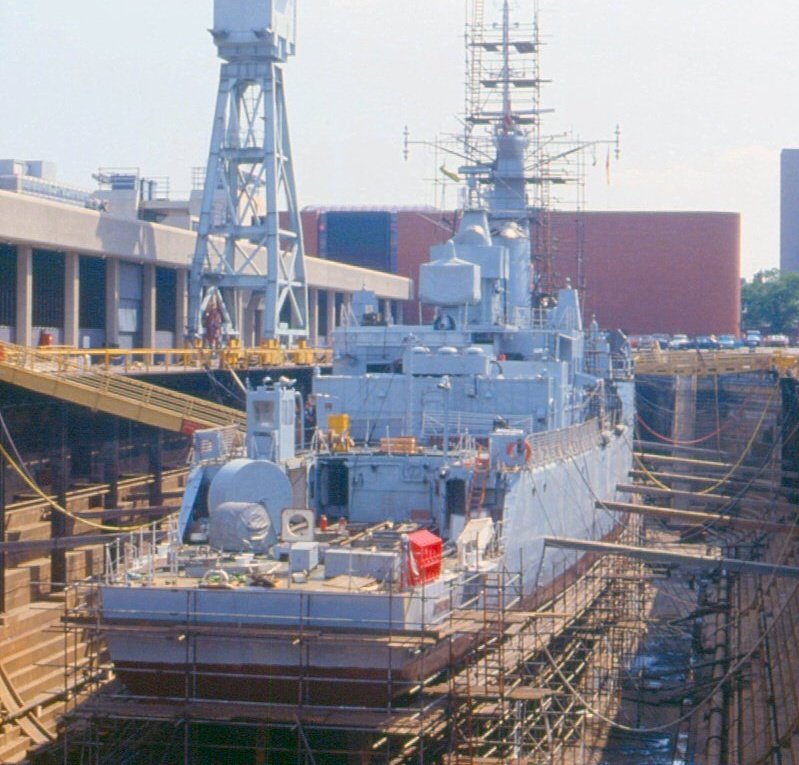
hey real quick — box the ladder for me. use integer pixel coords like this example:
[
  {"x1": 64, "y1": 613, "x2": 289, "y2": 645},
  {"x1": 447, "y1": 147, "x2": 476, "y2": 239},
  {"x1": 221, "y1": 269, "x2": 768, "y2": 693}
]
[
  {"x1": 0, "y1": 343, "x2": 245, "y2": 434},
  {"x1": 466, "y1": 449, "x2": 491, "y2": 520}
]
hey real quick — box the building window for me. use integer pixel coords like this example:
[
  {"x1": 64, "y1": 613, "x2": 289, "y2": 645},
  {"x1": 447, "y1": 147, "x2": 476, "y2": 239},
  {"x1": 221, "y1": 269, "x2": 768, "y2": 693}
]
[
  {"x1": 79, "y1": 256, "x2": 106, "y2": 330},
  {"x1": 155, "y1": 267, "x2": 177, "y2": 332},
  {"x1": 0, "y1": 245, "x2": 16, "y2": 326},
  {"x1": 32, "y1": 249, "x2": 65, "y2": 327}
]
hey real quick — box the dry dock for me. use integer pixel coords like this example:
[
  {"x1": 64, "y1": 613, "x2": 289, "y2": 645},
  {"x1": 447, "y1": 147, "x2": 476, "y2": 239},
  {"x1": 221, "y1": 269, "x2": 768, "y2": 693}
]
[{"x1": 0, "y1": 349, "x2": 798, "y2": 763}]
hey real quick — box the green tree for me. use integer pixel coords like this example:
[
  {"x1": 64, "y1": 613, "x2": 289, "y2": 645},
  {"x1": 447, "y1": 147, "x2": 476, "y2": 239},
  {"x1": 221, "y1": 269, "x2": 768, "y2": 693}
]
[{"x1": 742, "y1": 269, "x2": 799, "y2": 334}]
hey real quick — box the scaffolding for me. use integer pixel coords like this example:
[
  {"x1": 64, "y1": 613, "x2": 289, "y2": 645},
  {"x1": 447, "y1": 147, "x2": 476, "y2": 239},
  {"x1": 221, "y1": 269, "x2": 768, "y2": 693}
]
[
  {"x1": 56, "y1": 512, "x2": 653, "y2": 765},
  {"x1": 45, "y1": 366, "x2": 799, "y2": 764}
]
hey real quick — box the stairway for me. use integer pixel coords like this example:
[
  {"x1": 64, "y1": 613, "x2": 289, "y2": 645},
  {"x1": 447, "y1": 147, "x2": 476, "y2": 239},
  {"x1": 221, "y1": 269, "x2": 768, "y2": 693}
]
[
  {"x1": 0, "y1": 341, "x2": 245, "y2": 434},
  {"x1": 0, "y1": 499, "x2": 101, "y2": 763}
]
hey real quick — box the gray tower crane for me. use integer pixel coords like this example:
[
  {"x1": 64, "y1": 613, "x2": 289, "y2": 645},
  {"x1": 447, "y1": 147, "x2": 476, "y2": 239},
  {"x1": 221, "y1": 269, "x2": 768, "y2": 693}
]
[{"x1": 188, "y1": 0, "x2": 308, "y2": 347}]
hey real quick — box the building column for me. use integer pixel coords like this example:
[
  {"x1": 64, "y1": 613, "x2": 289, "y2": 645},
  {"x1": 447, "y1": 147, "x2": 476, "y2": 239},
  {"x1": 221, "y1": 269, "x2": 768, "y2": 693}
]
[
  {"x1": 142, "y1": 263, "x2": 156, "y2": 349},
  {"x1": 309, "y1": 288, "x2": 319, "y2": 346},
  {"x1": 15, "y1": 245, "x2": 32, "y2": 346},
  {"x1": 105, "y1": 258, "x2": 120, "y2": 346},
  {"x1": 64, "y1": 252, "x2": 80, "y2": 346},
  {"x1": 326, "y1": 290, "x2": 336, "y2": 344},
  {"x1": 176, "y1": 268, "x2": 188, "y2": 344},
  {"x1": 343, "y1": 293, "x2": 352, "y2": 324}
]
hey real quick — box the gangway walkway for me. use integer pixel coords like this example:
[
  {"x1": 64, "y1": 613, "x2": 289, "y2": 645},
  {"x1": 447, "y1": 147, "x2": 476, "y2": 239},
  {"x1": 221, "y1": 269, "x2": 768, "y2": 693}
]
[
  {"x1": 0, "y1": 342, "x2": 245, "y2": 434},
  {"x1": 634, "y1": 348, "x2": 794, "y2": 377}
]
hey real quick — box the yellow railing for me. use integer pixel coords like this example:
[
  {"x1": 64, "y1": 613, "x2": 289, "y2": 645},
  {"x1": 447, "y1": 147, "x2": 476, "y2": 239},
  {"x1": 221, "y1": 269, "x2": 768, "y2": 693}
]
[
  {"x1": 0, "y1": 342, "x2": 246, "y2": 434},
  {"x1": 633, "y1": 348, "x2": 794, "y2": 377},
  {"x1": 12, "y1": 340, "x2": 332, "y2": 374}
]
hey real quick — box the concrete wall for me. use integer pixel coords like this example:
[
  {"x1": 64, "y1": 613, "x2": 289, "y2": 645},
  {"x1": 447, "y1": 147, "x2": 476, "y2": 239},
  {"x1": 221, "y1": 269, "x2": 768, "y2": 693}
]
[
  {"x1": 0, "y1": 190, "x2": 413, "y2": 300},
  {"x1": 781, "y1": 149, "x2": 799, "y2": 274},
  {"x1": 0, "y1": 191, "x2": 413, "y2": 348}
]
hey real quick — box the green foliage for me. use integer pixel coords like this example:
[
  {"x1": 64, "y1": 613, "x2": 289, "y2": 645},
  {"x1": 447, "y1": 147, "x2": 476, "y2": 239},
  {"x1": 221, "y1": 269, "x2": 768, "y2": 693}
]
[{"x1": 742, "y1": 269, "x2": 799, "y2": 334}]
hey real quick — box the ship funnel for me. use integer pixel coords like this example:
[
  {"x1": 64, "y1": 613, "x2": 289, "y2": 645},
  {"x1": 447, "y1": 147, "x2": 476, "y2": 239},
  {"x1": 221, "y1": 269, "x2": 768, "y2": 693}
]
[{"x1": 496, "y1": 222, "x2": 531, "y2": 321}]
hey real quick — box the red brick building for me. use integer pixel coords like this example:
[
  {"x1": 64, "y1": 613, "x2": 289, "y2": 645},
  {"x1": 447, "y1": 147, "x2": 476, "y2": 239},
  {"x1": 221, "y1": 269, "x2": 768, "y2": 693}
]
[{"x1": 301, "y1": 208, "x2": 741, "y2": 336}]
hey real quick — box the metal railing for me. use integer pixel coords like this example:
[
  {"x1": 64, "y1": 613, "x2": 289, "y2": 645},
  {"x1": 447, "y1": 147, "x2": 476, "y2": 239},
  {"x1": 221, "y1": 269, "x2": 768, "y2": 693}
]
[
  {"x1": 191, "y1": 425, "x2": 245, "y2": 464},
  {"x1": 2, "y1": 342, "x2": 332, "y2": 374},
  {"x1": 422, "y1": 409, "x2": 534, "y2": 438},
  {"x1": 103, "y1": 516, "x2": 179, "y2": 584},
  {"x1": 525, "y1": 417, "x2": 602, "y2": 466},
  {"x1": 0, "y1": 341, "x2": 246, "y2": 433}
]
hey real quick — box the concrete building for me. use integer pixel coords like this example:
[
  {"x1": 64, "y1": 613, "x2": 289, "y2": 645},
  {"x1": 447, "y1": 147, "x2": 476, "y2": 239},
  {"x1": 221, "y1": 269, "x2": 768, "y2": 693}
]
[
  {"x1": 781, "y1": 148, "x2": 799, "y2": 274},
  {"x1": 0, "y1": 158, "x2": 741, "y2": 347},
  {"x1": 0, "y1": 162, "x2": 413, "y2": 349},
  {"x1": 302, "y1": 207, "x2": 741, "y2": 336}
]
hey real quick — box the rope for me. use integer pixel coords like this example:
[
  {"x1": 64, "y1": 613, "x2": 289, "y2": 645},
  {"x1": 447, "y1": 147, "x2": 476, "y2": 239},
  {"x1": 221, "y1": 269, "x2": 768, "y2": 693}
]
[
  {"x1": 635, "y1": 379, "x2": 760, "y2": 445},
  {"x1": 635, "y1": 383, "x2": 779, "y2": 495},
  {"x1": 540, "y1": 508, "x2": 799, "y2": 736},
  {"x1": 0, "y1": 441, "x2": 163, "y2": 533},
  {"x1": 636, "y1": 411, "x2": 732, "y2": 446}
]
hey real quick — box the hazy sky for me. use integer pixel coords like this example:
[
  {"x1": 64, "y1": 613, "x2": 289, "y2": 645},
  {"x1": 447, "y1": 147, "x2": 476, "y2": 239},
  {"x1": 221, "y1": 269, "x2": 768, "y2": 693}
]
[{"x1": 0, "y1": 0, "x2": 797, "y2": 278}]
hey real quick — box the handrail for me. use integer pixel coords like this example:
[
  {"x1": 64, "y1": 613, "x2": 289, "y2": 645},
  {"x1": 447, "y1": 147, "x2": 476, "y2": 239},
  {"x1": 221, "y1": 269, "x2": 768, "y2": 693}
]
[
  {"x1": 3, "y1": 342, "x2": 332, "y2": 374},
  {"x1": 0, "y1": 342, "x2": 246, "y2": 433},
  {"x1": 633, "y1": 348, "x2": 778, "y2": 377}
]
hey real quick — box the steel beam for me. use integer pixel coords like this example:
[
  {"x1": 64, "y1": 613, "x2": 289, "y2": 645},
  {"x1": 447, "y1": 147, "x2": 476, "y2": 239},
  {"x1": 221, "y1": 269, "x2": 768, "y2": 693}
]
[
  {"x1": 635, "y1": 452, "x2": 734, "y2": 469},
  {"x1": 629, "y1": 469, "x2": 795, "y2": 496},
  {"x1": 597, "y1": 499, "x2": 794, "y2": 534},
  {"x1": 0, "y1": 534, "x2": 125, "y2": 555},
  {"x1": 617, "y1": 483, "x2": 795, "y2": 514},
  {"x1": 543, "y1": 537, "x2": 799, "y2": 578},
  {"x1": 637, "y1": 452, "x2": 799, "y2": 481},
  {"x1": 633, "y1": 439, "x2": 729, "y2": 459}
]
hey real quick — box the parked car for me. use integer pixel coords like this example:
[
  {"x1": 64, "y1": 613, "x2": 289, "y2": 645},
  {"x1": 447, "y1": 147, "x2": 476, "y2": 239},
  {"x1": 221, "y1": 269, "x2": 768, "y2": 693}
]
[
  {"x1": 652, "y1": 333, "x2": 671, "y2": 349},
  {"x1": 764, "y1": 333, "x2": 790, "y2": 348},
  {"x1": 639, "y1": 335, "x2": 663, "y2": 350},
  {"x1": 717, "y1": 334, "x2": 741, "y2": 349},
  {"x1": 745, "y1": 330, "x2": 762, "y2": 348},
  {"x1": 694, "y1": 335, "x2": 719, "y2": 350},
  {"x1": 629, "y1": 335, "x2": 664, "y2": 351},
  {"x1": 668, "y1": 334, "x2": 690, "y2": 350}
]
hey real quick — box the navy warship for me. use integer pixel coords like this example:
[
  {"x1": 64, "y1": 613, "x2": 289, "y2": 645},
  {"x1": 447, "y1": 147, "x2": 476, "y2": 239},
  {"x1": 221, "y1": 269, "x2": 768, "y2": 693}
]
[{"x1": 96, "y1": 0, "x2": 634, "y2": 711}]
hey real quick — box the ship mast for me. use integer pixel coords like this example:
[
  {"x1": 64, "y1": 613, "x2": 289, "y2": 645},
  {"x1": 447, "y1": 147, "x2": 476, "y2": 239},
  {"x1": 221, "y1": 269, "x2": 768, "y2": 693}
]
[
  {"x1": 501, "y1": 0, "x2": 512, "y2": 132},
  {"x1": 461, "y1": 0, "x2": 618, "y2": 305}
]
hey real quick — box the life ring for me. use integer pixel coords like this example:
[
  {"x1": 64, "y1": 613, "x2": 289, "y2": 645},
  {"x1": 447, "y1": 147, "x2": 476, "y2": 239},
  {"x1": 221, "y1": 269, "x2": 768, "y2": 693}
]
[
  {"x1": 200, "y1": 567, "x2": 232, "y2": 588},
  {"x1": 506, "y1": 439, "x2": 532, "y2": 463}
]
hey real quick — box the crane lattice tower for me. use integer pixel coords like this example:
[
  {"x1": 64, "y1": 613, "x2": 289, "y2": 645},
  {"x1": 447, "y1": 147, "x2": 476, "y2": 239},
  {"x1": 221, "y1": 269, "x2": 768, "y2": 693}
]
[{"x1": 188, "y1": 0, "x2": 308, "y2": 346}]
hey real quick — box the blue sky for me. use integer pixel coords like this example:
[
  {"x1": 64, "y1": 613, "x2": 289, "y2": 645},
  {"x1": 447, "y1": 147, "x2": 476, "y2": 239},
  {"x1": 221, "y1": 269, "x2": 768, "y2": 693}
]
[{"x1": 1, "y1": 0, "x2": 797, "y2": 277}]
